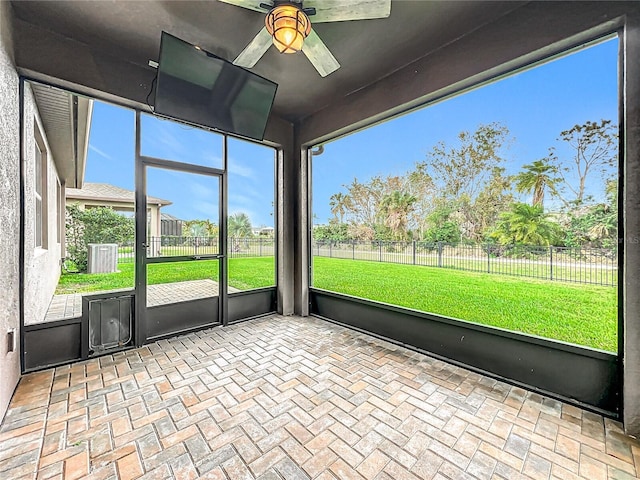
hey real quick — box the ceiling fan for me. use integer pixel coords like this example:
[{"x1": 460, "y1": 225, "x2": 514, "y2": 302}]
[{"x1": 218, "y1": 0, "x2": 392, "y2": 77}]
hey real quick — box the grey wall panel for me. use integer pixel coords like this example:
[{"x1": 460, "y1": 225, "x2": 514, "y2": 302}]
[
  {"x1": 147, "y1": 297, "x2": 219, "y2": 340},
  {"x1": 228, "y1": 288, "x2": 276, "y2": 323},
  {"x1": 311, "y1": 289, "x2": 619, "y2": 415},
  {"x1": 23, "y1": 322, "x2": 82, "y2": 370}
]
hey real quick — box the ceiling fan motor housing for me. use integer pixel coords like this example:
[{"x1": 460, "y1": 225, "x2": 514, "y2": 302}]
[{"x1": 265, "y1": 3, "x2": 312, "y2": 53}]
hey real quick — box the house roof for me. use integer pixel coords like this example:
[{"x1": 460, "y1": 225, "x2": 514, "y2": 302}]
[
  {"x1": 31, "y1": 83, "x2": 92, "y2": 188},
  {"x1": 65, "y1": 183, "x2": 172, "y2": 206}
]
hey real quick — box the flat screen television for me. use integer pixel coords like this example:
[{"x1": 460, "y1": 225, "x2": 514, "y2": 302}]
[{"x1": 154, "y1": 32, "x2": 278, "y2": 141}]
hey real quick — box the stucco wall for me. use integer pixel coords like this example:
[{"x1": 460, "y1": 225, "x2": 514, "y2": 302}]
[
  {"x1": 22, "y1": 83, "x2": 63, "y2": 326},
  {"x1": 0, "y1": 0, "x2": 21, "y2": 423}
]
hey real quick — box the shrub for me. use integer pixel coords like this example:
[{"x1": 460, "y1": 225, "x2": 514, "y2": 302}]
[{"x1": 65, "y1": 204, "x2": 134, "y2": 272}]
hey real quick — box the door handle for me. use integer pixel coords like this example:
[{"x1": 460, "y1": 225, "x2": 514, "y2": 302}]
[{"x1": 191, "y1": 254, "x2": 225, "y2": 260}]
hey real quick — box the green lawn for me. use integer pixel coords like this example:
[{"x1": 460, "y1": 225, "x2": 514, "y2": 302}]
[
  {"x1": 312, "y1": 257, "x2": 617, "y2": 352},
  {"x1": 56, "y1": 256, "x2": 617, "y2": 351},
  {"x1": 56, "y1": 257, "x2": 275, "y2": 294},
  {"x1": 313, "y1": 246, "x2": 617, "y2": 286}
]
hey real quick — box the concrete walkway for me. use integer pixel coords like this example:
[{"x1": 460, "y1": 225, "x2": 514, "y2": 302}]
[{"x1": 39, "y1": 280, "x2": 236, "y2": 325}]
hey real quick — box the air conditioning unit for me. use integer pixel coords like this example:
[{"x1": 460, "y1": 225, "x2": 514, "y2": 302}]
[{"x1": 87, "y1": 243, "x2": 118, "y2": 273}]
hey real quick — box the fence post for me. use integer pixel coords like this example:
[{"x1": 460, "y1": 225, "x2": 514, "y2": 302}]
[
  {"x1": 259, "y1": 237, "x2": 262, "y2": 256},
  {"x1": 329, "y1": 242, "x2": 332, "y2": 258},
  {"x1": 412, "y1": 241, "x2": 416, "y2": 265},
  {"x1": 486, "y1": 244, "x2": 490, "y2": 273},
  {"x1": 379, "y1": 242, "x2": 382, "y2": 262},
  {"x1": 437, "y1": 242, "x2": 443, "y2": 268},
  {"x1": 352, "y1": 240, "x2": 355, "y2": 260},
  {"x1": 550, "y1": 246, "x2": 554, "y2": 281}
]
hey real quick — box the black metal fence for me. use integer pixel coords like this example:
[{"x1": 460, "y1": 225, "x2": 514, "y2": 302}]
[
  {"x1": 312, "y1": 240, "x2": 618, "y2": 286},
  {"x1": 116, "y1": 237, "x2": 617, "y2": 286},
  {"x1": 117, "y1": 237, "x2": 275, "y2": 263}
]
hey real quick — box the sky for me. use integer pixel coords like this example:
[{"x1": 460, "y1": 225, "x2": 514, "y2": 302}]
[
  {"x1": 313, "y1": 36, "x2": 619, "y2": 223},
  {"x1": 84, "y1": 36, "x2": 618, "y2": 228},
  {"x1": 85, "y1": 108, "x2": 275, "y2": 226}
]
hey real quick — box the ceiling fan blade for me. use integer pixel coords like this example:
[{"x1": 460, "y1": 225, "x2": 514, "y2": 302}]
[
  {"x1": 217, "y1": 0, "x2": 268, "y2": 13},
  {"x1": 305, "y1": 0, "x2": 391, "y2": 23},
  {"x1": 302, "y1": 30, "x2": 340, "y2": 77},
  {"x1": 233, "y1": 27, "x2": 272, "y2": 68}
]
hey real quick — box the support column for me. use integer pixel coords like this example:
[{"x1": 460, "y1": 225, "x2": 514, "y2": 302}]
[
  {"x1": 624, "y1": 11, "x2": 640, "y2": 436},
  {"x1": 276, "y1": 123, "x2": 296, "y2": 316},
  {"x1": 295, "y1": 145, "x2": 310, "y2": 316}
]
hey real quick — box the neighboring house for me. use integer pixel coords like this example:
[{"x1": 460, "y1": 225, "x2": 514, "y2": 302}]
[
  {"x1": 161, "y1": 212, "x2": 183, "y2": 237},
  {"x1": 65, "y1": 182, "x2": 171, "y2": 239},
  {"x1": 23, "y1": 83, "x2": 92, "y2": 328},
  {"x1": 252, "y1": 226, "x2": 274, "y2": 237}
]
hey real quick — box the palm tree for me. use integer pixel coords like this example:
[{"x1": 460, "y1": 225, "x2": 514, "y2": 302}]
[
  {"x1": 379, "y1": 191, "x2": 417, "y2": 241},
  {"x1": 228, "y1": 212, "x2": 253, "y2": 252},
  {"x1": 492, "y1": 202, "x2": 559, "y2": 245},
  {"x1": 228, "y1": 213, "x2": 253, "y2": 238},
  {"x1": 186, "y1": 221, "x2": 207, "y2": 238},
  {"x1": 329, "y1": 192, "x2": 349, "y2": 223},
  {"x1": 514, "y1": 159, "x2": 560, "y2": 208}
]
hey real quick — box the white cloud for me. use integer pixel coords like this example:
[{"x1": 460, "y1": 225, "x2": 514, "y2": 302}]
[
  {"x1": 89, "y1": 144, "x2": 112, "y2": 160},
  {"x1": 228, "y1": 161, "x2": 256, "y2": 179},
  {"x1": 229, "y1": 193, "x2": 254, "y2": 207},
  {"x1": 228, "y1": 208, "x2": 258, "y2": 226},
  {"x1": 157, "y1": 129, "x2": 184, "y2": 156},
  {"x1": 190, "y1": 181, "x2": 217, "y2": 200},
  {"x1": 200, "y1": 151, "x2": 224, "y2": 168},
  {"x1": 192, "y1": 200, "x2": 219, "y2": 219}
]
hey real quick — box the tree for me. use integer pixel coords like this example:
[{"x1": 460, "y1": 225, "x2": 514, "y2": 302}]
[
  {"x1": 346, "y1": 223, "x2": 375, "y2": 242},
  {"x1": 65, "y1": 204, "x2": 135, "y2": 272},
  {"x1": 563, "y1": 179, "x2": 618, "y2": 248},
  {"x1": 228, "y1": 212, "x2": 253, "y2": 238},
  {"x1": 183, "y1": 219, "x2": 218, "y2": 248},
  {"x1": 340, "y1": 176, "x2": 387, "y2": 227},
  {"x1": 514, "y1": 158, "x2": 560, "y2": 208},
  {"x1": 334, "y1": 174, "x2": 418, "y2": 239},
  {"x1": 184, "y1": 219, "x2": 217, "y2": 238},
  {"x1": 313, "y1": 221, "x2": 349, "y2": 242},
  {"x1": 329, "y1": 192, "x2": 349, "y2": 223},
  {"x1": 323, "y1": 124, "x2": 512, "y2": 243},
  {"x1": 418, "y1": 122, "x2": 511, "y2": 201},
  {"x1": 462, "y1": 167, "x2": 513, "y2": 242},
  {"x1": 554, "y1": 119, "x2": 617, "y2": 206},
  {"x1": 378, "y1": 190, "x2": 417, "y2": 241},
  {"x1": 416, "y1": 123, "x2": 512, "y2": 242},
  {"x1": 405, "y1": 167, "x2": 435, "y2": 238},
  {"x1": 422, "y1": 204, "x2": 461, "y2": 244},
  {"x1": 491, "y1": 203, "x2": 560, "y2": 246}
]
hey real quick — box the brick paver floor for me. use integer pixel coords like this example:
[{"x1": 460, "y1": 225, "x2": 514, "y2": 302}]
[{"x1": 1, "y1": 315, "x2": 639, "y2": 479}]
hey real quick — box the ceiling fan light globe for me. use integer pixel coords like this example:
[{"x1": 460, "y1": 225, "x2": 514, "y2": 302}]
[
  {"x1": 265, "y1": 4, "x2": 311, "y2": 54},
  {"x1": 272, "y1": 29, "x2": 304, "y2": 53}
]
